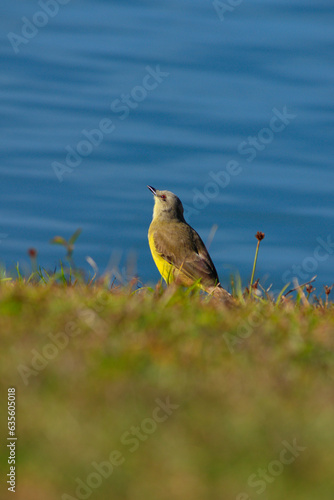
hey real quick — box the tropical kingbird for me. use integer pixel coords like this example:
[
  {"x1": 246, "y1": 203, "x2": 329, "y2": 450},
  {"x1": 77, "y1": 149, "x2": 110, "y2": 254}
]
[{"x1": 147, "y1": 186, "x2": 231, "y2": 301}]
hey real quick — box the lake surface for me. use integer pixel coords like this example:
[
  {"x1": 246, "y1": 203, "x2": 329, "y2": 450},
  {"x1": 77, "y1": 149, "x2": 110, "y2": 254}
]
[{"x1": 1, "y1": 0, "x2": 334, "y2": 294}]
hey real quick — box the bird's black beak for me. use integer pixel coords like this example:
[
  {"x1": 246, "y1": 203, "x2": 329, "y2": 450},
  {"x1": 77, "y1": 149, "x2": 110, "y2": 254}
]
[{"x1": 147, "y1": 185, "x2": 157, "y2": 196}]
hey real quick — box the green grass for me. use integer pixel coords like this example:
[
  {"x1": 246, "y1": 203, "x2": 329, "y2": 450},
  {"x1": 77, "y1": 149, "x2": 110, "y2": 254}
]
[{"x1": 1, "y1": 279, "x2": 334, "y2": 500}]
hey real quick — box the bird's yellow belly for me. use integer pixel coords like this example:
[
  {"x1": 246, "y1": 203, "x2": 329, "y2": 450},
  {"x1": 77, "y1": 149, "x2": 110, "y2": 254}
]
[{"x1": 148, "y1": 232, "x2": 175, "y2": 284}]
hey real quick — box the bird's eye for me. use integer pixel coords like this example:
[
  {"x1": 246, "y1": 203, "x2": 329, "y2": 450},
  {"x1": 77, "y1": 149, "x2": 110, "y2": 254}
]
[{"x1": 160, "y1": 194, "x2": 167, "y2": 200}]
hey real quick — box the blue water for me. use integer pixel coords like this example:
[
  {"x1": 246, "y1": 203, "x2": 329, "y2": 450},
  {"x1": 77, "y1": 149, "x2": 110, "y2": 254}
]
[{"x1": 1, "y1": 0, "x2": 333, "y2": 293}]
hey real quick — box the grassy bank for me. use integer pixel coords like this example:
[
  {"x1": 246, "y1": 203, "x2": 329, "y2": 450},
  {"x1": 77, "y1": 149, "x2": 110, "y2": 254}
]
[{"x1": 1, "y1": 280, "x2": 334, "y2": 500}]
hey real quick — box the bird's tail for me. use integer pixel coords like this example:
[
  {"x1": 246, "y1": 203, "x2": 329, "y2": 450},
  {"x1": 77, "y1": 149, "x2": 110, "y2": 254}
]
[{"x1": 206, "y1": 284, "x2": 234, "y2": 304}]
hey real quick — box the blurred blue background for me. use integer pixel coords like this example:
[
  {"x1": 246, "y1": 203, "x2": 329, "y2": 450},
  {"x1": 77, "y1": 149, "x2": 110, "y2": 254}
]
[{"x1": 0, "y1": 0, "x2": 333, "y2": 292}]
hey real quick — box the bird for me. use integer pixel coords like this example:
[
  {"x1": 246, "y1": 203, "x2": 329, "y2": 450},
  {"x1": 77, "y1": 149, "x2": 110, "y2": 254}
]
[{"x1": 147, "y1": 186, "x2": 232, "y2": 301}]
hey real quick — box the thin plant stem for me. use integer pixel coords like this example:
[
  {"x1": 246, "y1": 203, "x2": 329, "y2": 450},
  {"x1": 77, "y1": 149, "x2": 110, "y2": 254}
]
[
  {"x1": 250, "y1": 240, "x2": 260, "y2": 290},
  {"x1": 249, "y1": 231, "x2": 265, "y2": 296}
]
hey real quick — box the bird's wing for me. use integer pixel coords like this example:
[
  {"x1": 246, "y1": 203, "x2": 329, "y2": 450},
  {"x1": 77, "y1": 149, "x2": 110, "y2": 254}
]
[{"x1": 152, "y1": 222, "x2": 220, "y2": 287}]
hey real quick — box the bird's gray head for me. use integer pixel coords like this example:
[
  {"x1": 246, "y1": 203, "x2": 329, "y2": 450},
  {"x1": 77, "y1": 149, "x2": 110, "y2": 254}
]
[{"x1": 147, "y1": 186, "x2": 185, "y2": 221}]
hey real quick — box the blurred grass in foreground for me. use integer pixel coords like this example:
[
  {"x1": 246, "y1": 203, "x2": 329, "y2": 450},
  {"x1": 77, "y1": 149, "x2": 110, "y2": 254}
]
[{"x1": 1, "y1": 280, "x2": 334, "y2": 500}]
